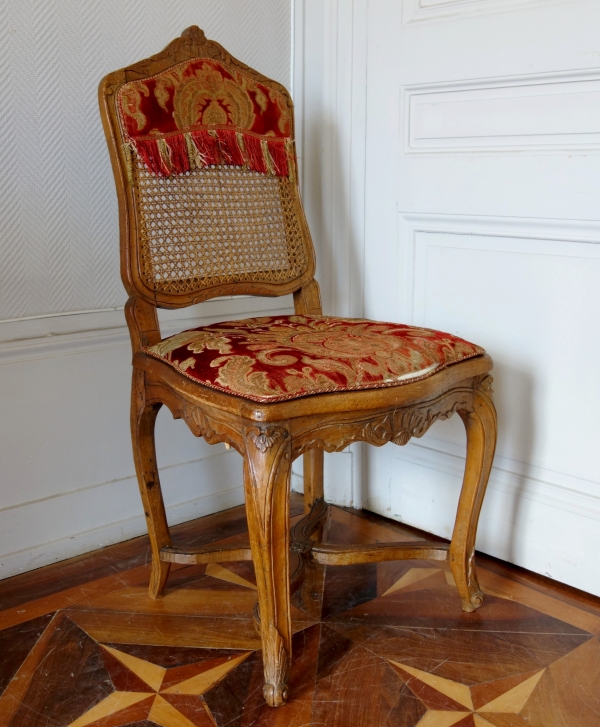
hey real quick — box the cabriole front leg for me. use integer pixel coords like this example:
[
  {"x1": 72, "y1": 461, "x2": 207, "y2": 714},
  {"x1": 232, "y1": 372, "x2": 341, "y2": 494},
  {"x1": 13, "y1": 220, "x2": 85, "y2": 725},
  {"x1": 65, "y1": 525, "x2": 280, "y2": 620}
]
[
  {"x1": 450, "y1": 378, "x2": 497, "y2": 612},
  {"x1": 131, "y1": 370, "x2": 171, "y2": 598},
  {"x1": 243, "y1": 423, "x2": 293, "y2": 707}
]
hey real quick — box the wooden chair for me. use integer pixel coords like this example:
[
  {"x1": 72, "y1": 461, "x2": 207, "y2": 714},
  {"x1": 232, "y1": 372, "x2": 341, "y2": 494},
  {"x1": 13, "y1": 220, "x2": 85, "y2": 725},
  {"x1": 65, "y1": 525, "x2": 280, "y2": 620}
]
[{"x1": 99, "y1": 27, "x2": 497, "y2": 708}]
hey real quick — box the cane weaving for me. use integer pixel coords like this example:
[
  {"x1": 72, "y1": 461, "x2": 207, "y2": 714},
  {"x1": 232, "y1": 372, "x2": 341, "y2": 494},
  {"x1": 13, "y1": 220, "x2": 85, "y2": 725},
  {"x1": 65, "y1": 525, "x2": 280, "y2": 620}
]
[
  {"x1": 135, "y1": 162, "x2": 308, "y2": 294},
  {"x1": 144, "y1": 315, "x2": 485, "y2": 402}
]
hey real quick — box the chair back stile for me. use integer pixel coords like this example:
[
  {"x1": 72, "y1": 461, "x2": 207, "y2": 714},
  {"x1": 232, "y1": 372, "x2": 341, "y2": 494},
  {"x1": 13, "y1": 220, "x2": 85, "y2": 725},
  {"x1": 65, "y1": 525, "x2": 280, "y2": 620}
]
[{"x1": 99, "y1": 26, "x2": 317, "y2": 326}]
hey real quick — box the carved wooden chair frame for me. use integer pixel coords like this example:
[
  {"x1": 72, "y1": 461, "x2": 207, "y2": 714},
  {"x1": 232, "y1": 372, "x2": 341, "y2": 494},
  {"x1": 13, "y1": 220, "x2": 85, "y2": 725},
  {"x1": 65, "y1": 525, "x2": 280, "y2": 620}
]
[{"x1": 99, "y1": 27, "x2": 497, "y2": 708}]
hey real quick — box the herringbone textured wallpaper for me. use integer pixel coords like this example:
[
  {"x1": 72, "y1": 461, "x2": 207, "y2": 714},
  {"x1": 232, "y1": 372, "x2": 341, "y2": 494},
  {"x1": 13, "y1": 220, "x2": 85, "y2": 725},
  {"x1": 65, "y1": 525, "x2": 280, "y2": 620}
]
[{"x1": 0, "y1": 0, "x2": 291, "y2": 321}]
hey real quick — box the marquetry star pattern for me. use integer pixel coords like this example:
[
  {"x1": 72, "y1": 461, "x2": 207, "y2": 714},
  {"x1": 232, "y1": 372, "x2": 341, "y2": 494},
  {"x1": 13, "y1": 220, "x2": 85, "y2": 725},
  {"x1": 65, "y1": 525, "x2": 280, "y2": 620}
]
[
  {"x1": 2, "y1": 509, "x2": 599, "y2": 727},
  {"x1": 390, "y1": 659, "x2": 545, "y2": 727},
  {"x1": 68, "y1": 645, "x2": 250, "y2": 727}
]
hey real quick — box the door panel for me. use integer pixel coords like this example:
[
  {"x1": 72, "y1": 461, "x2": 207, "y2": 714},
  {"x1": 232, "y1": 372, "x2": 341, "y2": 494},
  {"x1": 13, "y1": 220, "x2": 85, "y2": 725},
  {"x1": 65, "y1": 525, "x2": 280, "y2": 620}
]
[{"x1": 361, "y1": 0, "x2": 600, "y2": 594}]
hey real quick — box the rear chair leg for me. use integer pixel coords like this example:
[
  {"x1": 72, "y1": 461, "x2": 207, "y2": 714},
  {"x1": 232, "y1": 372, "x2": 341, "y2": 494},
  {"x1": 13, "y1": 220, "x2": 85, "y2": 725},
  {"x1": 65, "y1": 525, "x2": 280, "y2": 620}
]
[
  {"x1": 131, "y1": 370, "x2": 171, "y2": 598},
  {"x1": 303, "y1": 449, "x2": 324, "y2": 513},
  {"x1": 450, "y1": 379, "x2": 497, "y2": 612}
]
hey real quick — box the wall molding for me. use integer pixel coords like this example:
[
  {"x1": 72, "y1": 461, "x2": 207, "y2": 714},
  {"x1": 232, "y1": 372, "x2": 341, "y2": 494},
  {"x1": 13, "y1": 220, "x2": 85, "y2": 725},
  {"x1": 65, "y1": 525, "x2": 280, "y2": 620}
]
[
  {"x1": 0, "y1": 295, "x2": 294, "y2": 365},
  {"x1": 398, "y1": 212, "x2": 600, "y2": 321},
  {"x1": 402, "y1": 0, "x2": 576, "y2": 26},
  {"x1": 402, "y1": 67, "x2": 600, "y2": 155},
  {"x1": 0, "y1": 456, "x2": 244, "y2": 580}
]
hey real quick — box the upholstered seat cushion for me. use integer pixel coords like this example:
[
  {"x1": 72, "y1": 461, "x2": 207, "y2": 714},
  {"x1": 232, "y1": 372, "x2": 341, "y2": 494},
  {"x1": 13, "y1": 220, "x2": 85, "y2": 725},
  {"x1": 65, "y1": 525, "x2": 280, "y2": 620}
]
[{"x1": 144, "y1": 315, "x2": 484, "y2": 403}]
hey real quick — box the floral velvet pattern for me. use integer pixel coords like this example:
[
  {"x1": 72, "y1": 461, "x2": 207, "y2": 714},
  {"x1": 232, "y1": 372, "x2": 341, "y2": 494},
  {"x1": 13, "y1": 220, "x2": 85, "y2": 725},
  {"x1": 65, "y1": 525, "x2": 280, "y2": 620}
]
[
  {"x1": 144, "y1": 315, "x2": 484, "y2": 403},
  {"x1": 118, "y1": 58, "x2": 290, "y2": 140},
  {"x1": 117, "y1": 59, "x2": 292, "y2": 177}
]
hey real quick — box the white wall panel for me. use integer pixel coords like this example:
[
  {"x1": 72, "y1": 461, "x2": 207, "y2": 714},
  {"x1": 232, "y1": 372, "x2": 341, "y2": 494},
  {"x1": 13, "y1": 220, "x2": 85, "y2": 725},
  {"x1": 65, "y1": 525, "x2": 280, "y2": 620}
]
[
  {"x1": 298, "y1": 0, "x2": 600, "y2": 596},
  {"x1": 0, "y1": 0, "x2": 291, "y2": 320},
  {"x1": 0, "y1": 0, "x2": 293, "y2": 579},
  {"x1": 0, "y1": 294, "x2": 294, "y2": 579},
  {"x1": 363, "y1": 212, "x2": 600, "y2": 593}
]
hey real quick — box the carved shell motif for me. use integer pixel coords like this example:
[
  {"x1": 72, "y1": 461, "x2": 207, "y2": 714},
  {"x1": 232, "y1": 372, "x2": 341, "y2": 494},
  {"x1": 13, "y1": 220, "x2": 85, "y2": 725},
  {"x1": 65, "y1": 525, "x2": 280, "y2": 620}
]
[{"x1": 248, "y1": 427, "x2": 285, "y2": 453}]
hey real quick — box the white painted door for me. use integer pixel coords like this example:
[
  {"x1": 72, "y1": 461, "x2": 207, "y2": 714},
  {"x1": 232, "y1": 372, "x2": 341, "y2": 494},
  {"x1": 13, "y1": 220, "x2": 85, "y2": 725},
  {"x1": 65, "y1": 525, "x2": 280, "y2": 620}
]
[{"x1": 359, "y1": 0, "x2": 600, "y2": 595}]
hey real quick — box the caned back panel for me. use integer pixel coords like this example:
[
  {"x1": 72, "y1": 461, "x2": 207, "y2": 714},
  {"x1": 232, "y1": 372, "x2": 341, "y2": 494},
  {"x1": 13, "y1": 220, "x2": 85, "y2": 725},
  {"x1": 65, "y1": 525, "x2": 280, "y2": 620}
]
[
  {"x1": 99, "y1": 27, "x2": 316, "y2": 306},
  {"x1": 134, "y1": 160, "x2": 308, "y2": 296}
]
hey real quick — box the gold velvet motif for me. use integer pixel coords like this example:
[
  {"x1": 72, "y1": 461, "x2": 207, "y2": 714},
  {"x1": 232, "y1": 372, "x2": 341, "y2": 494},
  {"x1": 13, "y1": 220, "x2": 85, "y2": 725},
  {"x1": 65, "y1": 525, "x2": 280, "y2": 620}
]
[
  {"x1": 144, "y1": 316, "x2": 485, "y2": 403},
  {"x1": 117, "y1": 59, "x2": 292, "y2": 177},
  {"x1": 118, "y1": 59, "x2": 290, "y2": 141}
]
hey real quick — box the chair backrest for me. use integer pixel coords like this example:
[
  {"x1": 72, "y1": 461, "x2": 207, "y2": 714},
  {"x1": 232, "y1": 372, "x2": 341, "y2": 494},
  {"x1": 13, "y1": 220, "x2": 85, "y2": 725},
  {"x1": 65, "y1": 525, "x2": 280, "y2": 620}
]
[{"x1": 99, "y1": 26, "x2": 316, "y2": 309}]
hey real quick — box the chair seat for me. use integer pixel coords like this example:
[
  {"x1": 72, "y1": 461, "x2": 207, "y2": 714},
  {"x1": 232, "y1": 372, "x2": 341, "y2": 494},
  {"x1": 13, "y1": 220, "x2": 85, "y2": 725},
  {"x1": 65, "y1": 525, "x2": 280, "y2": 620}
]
[{"x1": 144, "y1": 315, "x2": 484, "y2": 403}]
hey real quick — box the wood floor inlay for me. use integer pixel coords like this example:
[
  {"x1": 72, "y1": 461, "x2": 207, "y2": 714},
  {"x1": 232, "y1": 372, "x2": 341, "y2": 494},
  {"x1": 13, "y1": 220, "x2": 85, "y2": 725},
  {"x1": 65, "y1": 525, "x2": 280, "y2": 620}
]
[{"x1": 1, "y1": 498, "x2": 599, "y2": 726}]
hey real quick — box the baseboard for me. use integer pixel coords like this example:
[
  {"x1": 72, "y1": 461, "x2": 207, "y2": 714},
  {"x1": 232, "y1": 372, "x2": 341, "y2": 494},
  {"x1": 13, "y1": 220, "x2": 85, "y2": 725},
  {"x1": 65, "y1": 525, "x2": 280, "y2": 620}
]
[
  {"x1": 369, "y1": 439, "x2": 600, "y2": 596},
  {"x1": 0, "y1": 450, "x2": 245, "y2": 581},
  {"x1": 397, "y1": 439, "x2": 600, "y2": 523}
]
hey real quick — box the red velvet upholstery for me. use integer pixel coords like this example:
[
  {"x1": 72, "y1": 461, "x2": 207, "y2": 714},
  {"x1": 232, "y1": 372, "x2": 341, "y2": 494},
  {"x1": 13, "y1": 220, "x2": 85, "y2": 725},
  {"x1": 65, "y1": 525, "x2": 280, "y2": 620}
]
[
  {"x1": 117, "y1": 59, "x2": 291, "y2": 177},
  {"x1": 144, "y1": 316, "x2": 484, "y2": 403}
]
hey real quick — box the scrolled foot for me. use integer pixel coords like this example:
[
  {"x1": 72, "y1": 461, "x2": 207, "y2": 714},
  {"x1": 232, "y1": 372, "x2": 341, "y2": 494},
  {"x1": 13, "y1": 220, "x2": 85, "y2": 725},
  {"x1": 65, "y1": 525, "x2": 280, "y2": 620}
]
[
  {"x1": 460, "y1": 588, "x2": 484, "y2": 613},
  {"x1": 264, "y1": 682, "x2": 289, "y2": 707}
]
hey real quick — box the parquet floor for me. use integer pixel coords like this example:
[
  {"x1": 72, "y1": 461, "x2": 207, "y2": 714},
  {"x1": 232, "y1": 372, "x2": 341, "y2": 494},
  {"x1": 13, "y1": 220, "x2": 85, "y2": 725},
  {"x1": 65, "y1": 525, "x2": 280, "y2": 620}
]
[{"x1": 1, "y1": 495, "x2": 599, "y2": 727}]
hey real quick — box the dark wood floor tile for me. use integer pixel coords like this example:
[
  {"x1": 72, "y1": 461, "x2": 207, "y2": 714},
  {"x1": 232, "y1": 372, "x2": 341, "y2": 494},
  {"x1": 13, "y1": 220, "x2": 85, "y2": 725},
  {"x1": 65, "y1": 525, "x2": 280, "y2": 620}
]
[
  {"x1": 0, "y1": 613, "x2": 54, "y2": 697},
  {"x1": 203, "y1": 651, "x2": 262, "y2": 727},
  {"x1": 331, "y1": 584, "x2": 592, "y2": 634},
  {"x1": 2, "y1": 615, "x2": 114, "y2": 727},
  {"x1": 520, "y1": 636, "x2": 600, "y2": 727},
  {"x1": 0, "y1": 565, "x2": 154, "y2": 631},
  {"x1": 312, "y1": 631, "x2": 425, "y2": 727},
  {"x1": 291, "y1": 561, "x2": 326, "y2": 622},
  {"x1": 453, "y1": 716, "x2": 477, "y2": 727},
  {"x1": 389, "y1": 660, "x2": 474, "y2": 712},
  {"x1": 326, "y1": 516, "x2": 378, "y2": 546},
  {"x1": 321, "y1": 563, "x2": 378, "y2": 620},
  {"x1": 0, "y1": 510, "x2": 244, "y2": 614},
  {"x1": 104, "y1": 643, "x2": 249, "y2": 671},
  {"x1": 478, "y1": 568, "x2": 600, "y2": 637},
  {"x1": 328, "y1": 621, "x2": 590, "y2": 684},
  {"x1": 470, "y1": 668, "x2": 544, "y2": 712},
  {"x1": 101, "y1": 647, "x2": 157, "y2": 693},
  {"x1": 0, "y1": 613, "x2": 65, "y2": 724},
  {"x1": 1, "y1": 501, "x2": 600, "y2": 725},
  {"x1": 79, "y1": 695, "x2": 155, "y2": 727},
  {"x1": 315, "y1": 623, "x2": 355, "y2": 682},
  {"x1": 234, "y1": 625, "x2": 321, "y2": 727}
]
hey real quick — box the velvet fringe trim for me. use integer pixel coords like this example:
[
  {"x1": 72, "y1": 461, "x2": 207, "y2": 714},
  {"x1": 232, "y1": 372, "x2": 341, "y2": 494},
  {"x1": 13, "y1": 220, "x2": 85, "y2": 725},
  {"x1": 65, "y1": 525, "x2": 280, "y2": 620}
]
[{"x1": 130, "y1": 130, "x2": 291, "y2": 179}]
